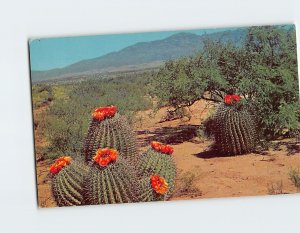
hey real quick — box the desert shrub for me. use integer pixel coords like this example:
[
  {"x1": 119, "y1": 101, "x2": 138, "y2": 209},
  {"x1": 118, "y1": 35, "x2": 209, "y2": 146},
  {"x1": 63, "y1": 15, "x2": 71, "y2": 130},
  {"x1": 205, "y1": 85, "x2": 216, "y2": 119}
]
[
  {"x1": 268, "y1": 181, "x2": 283, "y2": 195},
  {"x1": 289, "y1": 169, "x2": 300, "y2": 190},
  {"x1": 31, "y1": 84, "x2": 54, "y2": 108},
  {"x1": 174, "y1": 170, "x2": 201, "y2": 196}
]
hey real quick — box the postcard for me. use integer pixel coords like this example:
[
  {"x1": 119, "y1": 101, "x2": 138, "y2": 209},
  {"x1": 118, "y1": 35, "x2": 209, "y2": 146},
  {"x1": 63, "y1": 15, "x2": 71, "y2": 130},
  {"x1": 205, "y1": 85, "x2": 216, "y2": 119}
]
[{"x1": 29, "y1": 24, "x2": 300, "y2": 207}]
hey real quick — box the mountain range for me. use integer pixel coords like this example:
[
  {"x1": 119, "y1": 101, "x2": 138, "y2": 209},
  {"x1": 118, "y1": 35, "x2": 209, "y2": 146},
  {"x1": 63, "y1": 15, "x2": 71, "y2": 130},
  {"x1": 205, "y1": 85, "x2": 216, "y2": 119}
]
[{"x1": 31, "y1": 28, "x2": 247, "y2": 82}]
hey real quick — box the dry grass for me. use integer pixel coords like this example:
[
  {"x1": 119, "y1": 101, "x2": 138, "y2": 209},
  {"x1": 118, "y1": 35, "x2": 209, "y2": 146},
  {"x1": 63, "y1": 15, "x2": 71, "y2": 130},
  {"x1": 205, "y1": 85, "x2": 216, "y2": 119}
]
[
  {"x1": 289, "y1": 168, "x2": 300, "y2": 190},
  {"x1": 174, "y1": 167, "x2": 202, "y2": 197},
  {"x1": 268, "y1": 180, "x2": 284, "y2": 195}
]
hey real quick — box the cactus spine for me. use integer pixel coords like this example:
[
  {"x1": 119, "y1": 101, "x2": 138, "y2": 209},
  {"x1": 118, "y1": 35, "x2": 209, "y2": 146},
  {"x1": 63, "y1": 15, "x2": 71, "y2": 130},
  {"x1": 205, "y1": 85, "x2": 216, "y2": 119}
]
[
  {"x1": 51, "y1": 160, "x2": 89, "y2": 207},
  {"x1": 212, "y1": 101, "x2": 257, "y2": 155},
  {"x1": 83, "y1": 158, "x2": 141, "y2": 205},
  {"x1": 83, "y1": 113, "x2": 138, "y2": 164},
  {"x1": 138, "y1": 147, "x2": 176, "y2": 200}
]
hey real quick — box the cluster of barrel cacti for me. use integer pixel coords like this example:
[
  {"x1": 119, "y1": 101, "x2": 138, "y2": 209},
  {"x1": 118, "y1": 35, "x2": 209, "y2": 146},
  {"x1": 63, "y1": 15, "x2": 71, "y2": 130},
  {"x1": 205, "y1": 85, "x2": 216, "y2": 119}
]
[
  {"x1": 49, "y1": 105, "x2": 177, "y2": 207},
  {"x1": 48, "y1": 93, "x2": 257, "y2": 207},
  {"x1": 210, "y1": 94, "x2": 257, "y2": 155}
]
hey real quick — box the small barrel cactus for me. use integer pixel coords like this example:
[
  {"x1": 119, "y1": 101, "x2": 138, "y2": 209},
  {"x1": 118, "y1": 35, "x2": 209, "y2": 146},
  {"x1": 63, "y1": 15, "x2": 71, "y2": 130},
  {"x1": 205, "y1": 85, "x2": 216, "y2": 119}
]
[
  {"x1": 50, "y1": 156, "x2": 89, "y2": 207},
  {"x1": 82, "y1": 105, "x2": 138, "y2": 164},
  {"x1": 212, "y1": 94, "x2": 257, "y2": 155},
  {"x1": 138, "y1": 141, "x2": 176, "y2": 200},
  {"x1": 83, "y1": 148, "x2": 140, "y2": 205}
]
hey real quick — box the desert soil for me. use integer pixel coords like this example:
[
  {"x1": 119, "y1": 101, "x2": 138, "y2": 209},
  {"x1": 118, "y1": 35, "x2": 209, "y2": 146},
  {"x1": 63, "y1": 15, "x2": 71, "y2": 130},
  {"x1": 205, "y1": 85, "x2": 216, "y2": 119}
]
[{"x1": 34, "y1": 100, "x2": 300, "y2": 207}]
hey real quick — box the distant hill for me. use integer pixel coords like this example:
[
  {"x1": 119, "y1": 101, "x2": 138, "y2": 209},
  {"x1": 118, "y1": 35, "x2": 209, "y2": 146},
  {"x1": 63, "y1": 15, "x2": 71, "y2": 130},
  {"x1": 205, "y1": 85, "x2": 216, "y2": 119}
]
[{"x1": 31, "y1": 29, "x2": 247, "y2": 82}]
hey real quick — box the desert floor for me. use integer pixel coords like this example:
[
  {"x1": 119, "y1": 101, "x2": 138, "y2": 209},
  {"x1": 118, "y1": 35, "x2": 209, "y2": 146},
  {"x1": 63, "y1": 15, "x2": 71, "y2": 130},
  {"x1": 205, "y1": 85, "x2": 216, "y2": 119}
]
[{"x1": 34, "y1": 100, "x2": 300, "y2": 207}]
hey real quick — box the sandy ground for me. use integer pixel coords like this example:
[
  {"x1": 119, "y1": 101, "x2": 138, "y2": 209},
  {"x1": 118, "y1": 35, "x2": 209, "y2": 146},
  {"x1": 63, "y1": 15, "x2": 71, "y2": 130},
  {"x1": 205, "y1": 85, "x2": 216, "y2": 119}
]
[{"x1": 34, "y1": 100, "x2": 300, "y2": 207}]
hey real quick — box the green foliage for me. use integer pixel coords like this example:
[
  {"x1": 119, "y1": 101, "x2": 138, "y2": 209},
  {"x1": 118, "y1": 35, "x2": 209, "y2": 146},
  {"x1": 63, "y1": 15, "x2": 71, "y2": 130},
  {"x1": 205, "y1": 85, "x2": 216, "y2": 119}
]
[
  {"x1": 31, "y1": 84, "x2": 53, "y2": 108},
  {"x1": 152, "y1": 25, "x2": 299, "y2": 139},
  {"x1": 212, "y1": 102, "x2": 257, "y2": 155},
  {"x1": 51, "y1": 160, "x2": 89, "y2": 206},
  {"x1": 151, "y1": 58, "x2": 214, "y2": 109},
  {"x1": 40, "y1": 73, "x2": 151, "y2": 159},
  {"x1": 83, "y1": 113, "x2": 138, "y2": 164},
  {"x1": 138, "y1": 148, "x2": 176, "y2": 200},
  {"x1": 83, "y1": 159, "x2": 140, "y2": 205}
]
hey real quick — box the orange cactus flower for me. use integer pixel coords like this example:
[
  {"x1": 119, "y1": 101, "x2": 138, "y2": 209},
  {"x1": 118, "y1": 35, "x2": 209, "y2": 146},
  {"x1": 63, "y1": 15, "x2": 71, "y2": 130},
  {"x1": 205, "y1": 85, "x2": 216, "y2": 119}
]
[
  {"x1": 224, "y1": 95, "x2": 241, "y2": 105},
  {"x1": 93, "y1": 148, "x2": 118, "y2": 167},
  {"x1": 49, "y1": 156, "x2": 72, "y2": 175},
  {"x1": 150, "y1": 141, "x2": 174, "y2": 155},
  {"x1": 92, "y1": 105, "x2": 117, "y2": 121},
  {"x1": 160, "y1": 145, "x2": 174, "y2": 154},
  {"x1": 150, "y1": 175, "x2": 169, "y2": 195},
  {"x1": 151, "y1": 141, "x2": 161, "y2": 151}
]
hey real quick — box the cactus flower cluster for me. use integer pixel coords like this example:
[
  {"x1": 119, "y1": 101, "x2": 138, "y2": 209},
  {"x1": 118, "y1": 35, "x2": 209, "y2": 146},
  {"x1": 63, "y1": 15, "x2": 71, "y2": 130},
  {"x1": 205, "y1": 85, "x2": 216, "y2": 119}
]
[
  {"x1": 92, "y1": 105, "x2": 117, "y2": 121},
  {"x1": 93, "y1": 148, "x2": 118, "y2": 167},
  {"x1": 224, "y1": 94, "x2": 241, "y2": 105},
  {"x1": 49, "y1": 156, "x2": 72, "y2": 174},
  {"x1": 150, "y1": 175, "x2": 169, "y2": 194},
  {"x1": 150, "y1": 141, "x2": 174, "y2": 154}
]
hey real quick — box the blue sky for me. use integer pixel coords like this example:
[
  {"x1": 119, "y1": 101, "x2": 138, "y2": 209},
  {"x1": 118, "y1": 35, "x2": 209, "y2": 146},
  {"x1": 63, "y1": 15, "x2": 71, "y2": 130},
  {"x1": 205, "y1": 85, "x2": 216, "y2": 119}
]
[{"x1": 29, "y1": 27, "x2": 238, "y2": 71}]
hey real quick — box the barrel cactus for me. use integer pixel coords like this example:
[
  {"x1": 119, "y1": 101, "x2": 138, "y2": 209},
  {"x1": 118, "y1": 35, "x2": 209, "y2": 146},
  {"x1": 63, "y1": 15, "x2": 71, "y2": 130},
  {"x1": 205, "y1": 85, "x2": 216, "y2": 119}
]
[
  {"x1": 83, "y1": 148, "x2": 141, "y2": 205},
  {"x1": 82, "y1": 105, "x2": 138, "y2": 164},
  {"x1": 212, "y1": 94, "x2": 257, "y2": 155},
  {"x1": 50, "y1": 156, "x2": 89, "y2": 207},
  {"x1": 138, "y1": 141, "x2": 176, "y2": 200}
]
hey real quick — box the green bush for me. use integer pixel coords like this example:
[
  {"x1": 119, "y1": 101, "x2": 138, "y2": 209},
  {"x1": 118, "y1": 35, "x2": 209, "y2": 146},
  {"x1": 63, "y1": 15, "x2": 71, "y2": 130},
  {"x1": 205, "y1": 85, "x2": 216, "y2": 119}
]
[{"x1": 32, "y1": 84, "x2": 54, "y2": 108}]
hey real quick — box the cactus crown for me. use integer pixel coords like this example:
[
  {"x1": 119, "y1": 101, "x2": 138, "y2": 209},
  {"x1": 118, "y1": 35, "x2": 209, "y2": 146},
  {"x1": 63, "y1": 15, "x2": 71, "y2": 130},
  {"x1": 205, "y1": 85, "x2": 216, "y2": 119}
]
[
  {"x1": 224, "y1": 94, "x2": 241, "y2": 105},
  {"x1": 49, "y1": 156, "x2": 72, "y2": 175},
  {"x1": 150, "y1": 141, "x2": 174, "y2": 154},
  {"x1": 92, "y1": 105, "x2": 117, "y2": 121},
  {"x1": 83, "y1": 109, "x2": 138, "y2": 164},
  {"x1": 93, "y1": 148, "x2": 118, "y2": 167}
]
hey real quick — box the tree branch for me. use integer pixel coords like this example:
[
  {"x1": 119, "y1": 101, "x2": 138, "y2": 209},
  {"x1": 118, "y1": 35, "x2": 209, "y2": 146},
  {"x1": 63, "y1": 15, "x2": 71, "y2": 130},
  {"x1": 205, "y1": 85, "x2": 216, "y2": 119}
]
[{"x1": 201, "y1": 95, "x2": 220, "y2": 102}]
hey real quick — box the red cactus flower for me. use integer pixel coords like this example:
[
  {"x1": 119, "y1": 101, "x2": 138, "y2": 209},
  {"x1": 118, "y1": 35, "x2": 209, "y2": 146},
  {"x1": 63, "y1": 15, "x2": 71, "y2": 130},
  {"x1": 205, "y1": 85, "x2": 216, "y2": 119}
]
[
  {"x1": 150, "y1": 141, "x2": 174, "y2": 155},
  {"x1": 224, "y1": 95, "x2": 233, "y2": 105},
  {"x1": 150, "y1": 141, "x2": 161, "y2": 151},
  {"x1": 93, "y1": 148, "x2": 118, "y2": 167},
  {"x1": 49, "y1": 156, "x2": 72, "y2": 174},
  {"x1": 224, "y1": 95, "x2": 241, "y2": 105},
  {"x1": 150, "y1": 175, "x2": 169, "y2": 194},
  {"x1": 92, "y1": 105, "x2": 117, "y2": 121},
  {"x1": 232, "y1": 95, "x2": 241, "y2": 101}
]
